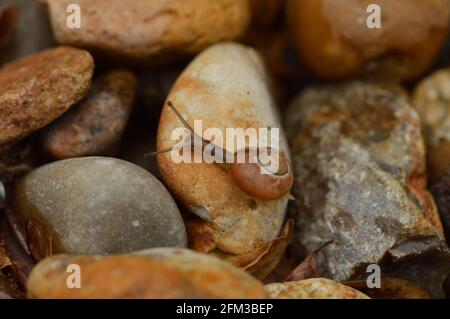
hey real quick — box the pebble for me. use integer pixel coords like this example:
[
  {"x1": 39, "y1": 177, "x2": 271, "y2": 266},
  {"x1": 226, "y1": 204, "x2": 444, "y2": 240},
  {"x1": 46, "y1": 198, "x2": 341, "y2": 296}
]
[
  {"x1": 0, "y1": 47, "x2": 94, "y2": 151},
  {"x1": 265, "y1": 278, "x2": 369, "y2": 299},
  {"x1": 27, "y1": 248, "x2": 267, "y2": 299},
  {"x1": 285, "y1": 81, "x2": 450, "y2": 298},
  {"x1": 157, "y1": 42, "x2": 289, "y2": 270},
  {"x1": 13, "y1": 157, "x2": 187, "y2": 256},
  {"x1": 288, "y1": 0, "x2": 450, "y2": 80},
  {"x1": 44, "y1": 0, "x2": 250, "y2": 65},
  {"x1": 42, "y1": 70, "x2": 138, "y2": 159}
]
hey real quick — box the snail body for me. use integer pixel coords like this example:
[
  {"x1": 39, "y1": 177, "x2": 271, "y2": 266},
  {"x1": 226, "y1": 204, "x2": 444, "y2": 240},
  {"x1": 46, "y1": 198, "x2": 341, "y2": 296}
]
[{"x1": 163, "y1": 101, "x2": 294, "y2": 201}]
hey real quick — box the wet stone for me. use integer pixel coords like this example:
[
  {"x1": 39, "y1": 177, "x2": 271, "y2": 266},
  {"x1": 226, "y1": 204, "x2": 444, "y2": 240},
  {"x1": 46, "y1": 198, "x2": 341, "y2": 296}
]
[{"x1": 13, "y1": 157, "x2": 187, "y2": 256}]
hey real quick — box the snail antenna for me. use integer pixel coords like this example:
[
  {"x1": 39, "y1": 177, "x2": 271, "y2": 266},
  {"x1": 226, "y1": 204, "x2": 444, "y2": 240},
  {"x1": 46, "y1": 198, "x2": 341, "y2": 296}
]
[
  {"x1": 167, "y1": 101, "x2": 195, "y2": 136},
  {"x1": 145, "y1": 147, "x2": 174, "y2": 157}
]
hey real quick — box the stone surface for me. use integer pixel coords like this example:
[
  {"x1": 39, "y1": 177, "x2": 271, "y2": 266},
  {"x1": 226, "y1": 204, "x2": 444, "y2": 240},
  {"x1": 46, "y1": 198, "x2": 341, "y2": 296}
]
[
  {"x1": 44, "y1": 0, "x2": 250, "y2": 65},
  {"x1": 0, "y1": 46, "x2": 94, "y2": 151},
  {"x1": 157, "y1": 43, "x2": 289, "y2": 267},
  {"x1": 42, "y1": 70, "x2": 138, "y2": 159},
  {"x1": 413, "y1": 68, "x2": 450, "y2": 178},
  {"x1": 13, "y1": 157, "x2": 187, "y2": 256},
  {"x1": 265, "y1": 278, "x2": 369, "y2": 299},
  {"x1": 287, "y1": 0, "x2": 450, "y2": 80},
  {"x1": 285, "y1": 81, "x2": 450, "y2": 298},
  {"x1": 27, "y1": 248, "x2": 268, "y2": 299}
]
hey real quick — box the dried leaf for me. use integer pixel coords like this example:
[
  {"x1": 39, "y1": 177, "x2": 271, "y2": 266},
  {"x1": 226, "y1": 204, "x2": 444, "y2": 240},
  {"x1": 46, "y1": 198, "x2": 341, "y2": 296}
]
[
  {"x1": 1, "y1": 191, "x2": 25, "y2": 298},
  {"x1": 212, "y1": 220, "x2": 293, "y2": 280},
  {"x1": 0, "y1": 269, "x2": 23, "y2": 299},
  {"x1": 1, "y1": 209, "x2": 34, "y2": 288},
  {"x1": 0, "y1": 228, "x2": 12, "y2": 270},
  {"x1": 244, "y1": 219, "x2": 294, "y2": 279},
  {"x1": 0, "y1": 188, "x2": 12, "y2": 270},
  {"x1": 344, "y1": 278, "x2": 432, "y2": 299},
  {"x1": 26, "y1": 218, "x2": 53, "y2": 262},
  {"x1": 285, "y1": 240, "x2": 333, "y2": 281},
  {"x1": 183, "y1": 211, "x2": 216, "y2": 254},
  {"x1": 185, "y1": 213, "x2": 293, "y2": 280},
  {"x1": 0, "y1": 257, "x2": 11, "y2": 270},
  {"x1": 264, "y1": 255, "x2": 296, "y2": 284}
]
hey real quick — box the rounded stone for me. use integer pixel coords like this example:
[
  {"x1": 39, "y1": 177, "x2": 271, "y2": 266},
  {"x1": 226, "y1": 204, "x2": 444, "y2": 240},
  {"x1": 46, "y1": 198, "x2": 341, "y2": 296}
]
[
  {"x1": 265, "y1": 278, "x2": 369, "y2": 299},
  {"x1": 288, "y1": 0, "x2": 450, "y2": 81},
  {"x1": 27, "y1": 248, "x2": 268, "y2": 299},
  {"x1": 0, "y1": 46, "x2": 94, "y2": 150},
  {"x1": 43, "y1": 0, "x2": 250, "y2": 65},
  {"x1": 42, "y1": 70, "x2": 138, "y2": 159},
  {"x1": 13, "y1": 157, "x2": 187, "y2": 255}
]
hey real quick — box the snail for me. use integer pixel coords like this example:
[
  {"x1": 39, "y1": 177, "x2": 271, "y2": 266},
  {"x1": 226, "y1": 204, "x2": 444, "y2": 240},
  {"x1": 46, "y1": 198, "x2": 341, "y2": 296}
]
[{"x1": 154, "y1": 101, "x2": 294, "y2": 201}]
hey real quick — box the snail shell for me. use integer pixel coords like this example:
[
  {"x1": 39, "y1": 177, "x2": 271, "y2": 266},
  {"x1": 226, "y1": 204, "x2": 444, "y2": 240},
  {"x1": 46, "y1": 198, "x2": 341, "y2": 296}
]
[{"x1": 229, "y1": 148, "x2": 294, "y2": 200}]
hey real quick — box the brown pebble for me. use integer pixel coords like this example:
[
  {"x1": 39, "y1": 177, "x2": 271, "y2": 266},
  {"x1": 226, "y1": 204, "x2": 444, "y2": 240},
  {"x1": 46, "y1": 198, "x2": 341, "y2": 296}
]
[
  {"x1": 42, "y1": 70, "x2": 138, "y2": 159},
  {"x1": 27, "y1": 248, "x2": 268, "y2": 299},
  {"x1": 44, "y1": 0, "x2": 250, "y2": 65},
  {"x1": 288, "y1": 0, "x2": 450, "y2": 81},
  {"x1": 0, "y1": 46, "x2": 94, "y2": 151},
  {"x1": 265, "y1": 278, "x2": 369, "y2": 299}
]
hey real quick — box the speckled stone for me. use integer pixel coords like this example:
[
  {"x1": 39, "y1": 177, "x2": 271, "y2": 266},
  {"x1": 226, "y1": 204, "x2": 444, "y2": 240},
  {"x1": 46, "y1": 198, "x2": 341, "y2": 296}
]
[
  {"x1": 0, "y1": 47, "x2": 94, "y2": 151},
  {"x1": 42, "y1": 70, "x2": 138, "y2": 159},
  {"x1": 13, "y1": 157, "x2": 187, "y2": 255},
  {"x1": 285, "y1": 81, "x2": 450, "y2": 298},
  {"x1": 265, "y1": 278, "x2": 369, "y2": 299}
]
